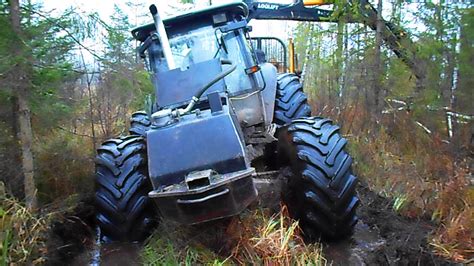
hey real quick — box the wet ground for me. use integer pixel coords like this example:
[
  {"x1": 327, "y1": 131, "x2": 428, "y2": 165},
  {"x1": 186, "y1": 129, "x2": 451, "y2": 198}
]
[
  {"x1": 324, "y1": 184, "x2": 451, "y2": 265},
  {"x1": 44, "y1": 178, "x2": 455, "y2": 265}
]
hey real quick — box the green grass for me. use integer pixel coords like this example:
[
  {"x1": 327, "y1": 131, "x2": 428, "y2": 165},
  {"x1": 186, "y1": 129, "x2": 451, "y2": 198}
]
[
  {"x1": 140, "y1": 223, "x2": 229, "y2": 265},
  {"x1": 140, "y1": 208, "x2": 326, "y2": 265}
]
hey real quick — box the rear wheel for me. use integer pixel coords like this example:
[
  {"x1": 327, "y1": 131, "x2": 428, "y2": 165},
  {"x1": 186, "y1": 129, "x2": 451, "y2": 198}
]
[
  {"x1": 95, "y1": 136, "x2": 156, "y2": 241},
  {"x1": 129, "y1": 111, "x2": 151, "y2": 136},
  {"x1": 278, "y1": 117, "x2": 359, "y2": 240},
  {"x1": 261, "y1": 73, "x2": 312, "y2": 169},
  {"x1": 274, "y1": 73, "x2": 311, "y2": 125}
]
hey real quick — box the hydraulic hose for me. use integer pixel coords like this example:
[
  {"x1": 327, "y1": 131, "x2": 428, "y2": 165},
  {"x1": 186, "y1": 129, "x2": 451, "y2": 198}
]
[
  {"x1": 196, "y1": 59, "x2": 236, "y2": 101},
  {"x1": 152, "y1": 59, "x2": 237, "y2": 120},
  {"x1": 180, "y1": 59, "x2": 237, "y2": 115}
]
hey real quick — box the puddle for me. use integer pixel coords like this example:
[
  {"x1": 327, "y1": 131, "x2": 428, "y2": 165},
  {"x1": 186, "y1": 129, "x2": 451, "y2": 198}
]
[
  {"x1": 323, "y1": 221, "x2": 385, "y2": 265},
  {"x1": 92, "y1": 242, "x2": 141, "y2": 265},
  {"x1": 81, "y1": 221, "x2": 386, "y2": 266},
  {"x1": 44, "y1": 183, "x2": 453, "y2": 265},
  {"x1": 69, "y1": 228, "x2": 141, "y2": 266}
]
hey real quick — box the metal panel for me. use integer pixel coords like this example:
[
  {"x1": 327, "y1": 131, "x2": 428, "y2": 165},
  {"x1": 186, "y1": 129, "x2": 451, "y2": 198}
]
[
  {"x1": 259, "y1": 63, "x2": 278, "y2": 125},
  {"x1": 149, "y1": 168, "x2": 257, "y2": 224},
  {"x1": 131, "y1": 2, "x2": 249, "y2": 42},
  {"x1": 229, "y1": 92, "x2": 265, "y2": 127},
  {"x1": 153, "y1": 58, "x2": 225, "y2": 107},
  {"x1": 146, "y1": 105, "x2": 248, "y2": 188}
]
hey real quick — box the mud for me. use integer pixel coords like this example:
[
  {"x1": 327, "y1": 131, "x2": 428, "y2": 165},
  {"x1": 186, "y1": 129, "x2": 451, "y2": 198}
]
[
  {"x1": 323, "y1": 183, "x2": 454, "y2": 265},
  {"x1": 43, "y1": 182, "x2": 455, "y2": 265},
  {"x1": 45, "y1": 199, "x2": 96, "y2": 265}
]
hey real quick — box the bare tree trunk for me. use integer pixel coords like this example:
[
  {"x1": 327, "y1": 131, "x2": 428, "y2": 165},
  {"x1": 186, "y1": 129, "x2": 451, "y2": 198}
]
[
  {"x1": 80, "y1": 51, "x2": 98, "y2": 151},
  {"x1": 435, "y1": 1, "x2": 448, "y2": 104},
  {"x1": 301, "y1": 24, "x2": 314, "y2": 85},
  {"x1": 9, "y1": 0, "x2": 37, "y2": 210},
  {"x1": 86, "y1": 81, "x2": 97, "y2": 150},
  {"x1": 373, "y1": 0, "x2": 383, "y2": 115},
  {"x1": 342, "y1": 23, "x2": 348, "y2": 106},
  {"x1": 8, "y1": 97, "x2": 23, "y2": 198},
  {"x1": 363, "y1": 26, "x2": 370, "y2": 112},
  {"x1": 336, "y1": 20, "x2": 344, "y2": 115}
]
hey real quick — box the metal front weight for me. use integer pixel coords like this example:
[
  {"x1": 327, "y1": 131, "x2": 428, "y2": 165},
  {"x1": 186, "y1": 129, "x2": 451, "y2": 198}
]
[
  {"x1": 148, "y1": 168, "x2": 257, "y2": 224},
  {"x1": 185, "y1": 169, "x2": 214, "y2": 190}
]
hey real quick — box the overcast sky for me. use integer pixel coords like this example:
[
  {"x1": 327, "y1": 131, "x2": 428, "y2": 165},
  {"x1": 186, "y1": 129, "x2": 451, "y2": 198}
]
[
  {"x1": 36, "y1": 0, "x2": 428, "y2": 66},
  {"x1": 39, "y1": 0, "x2": 298, "y2": 40},
  {"x1": 38, "y1": 0, "x2": 425, "y2": 41}
]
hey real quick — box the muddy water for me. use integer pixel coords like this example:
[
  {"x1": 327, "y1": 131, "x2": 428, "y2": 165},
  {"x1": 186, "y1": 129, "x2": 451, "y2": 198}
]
[
  {"x1": 72, "y1": 221, "x2": 387, "y2": 266},
  {"x1": 72, "y1": 223, "x2": 385, "y2": 265},
  {"x1": 72, "y1": 238, "x2": 141, "y2": 266},
  {"x1": 324, "y1": 222, "x2": 385, "y2": 265},
  {"x1": 47, "y1": 182, "x2": 452, "y2": 265}
]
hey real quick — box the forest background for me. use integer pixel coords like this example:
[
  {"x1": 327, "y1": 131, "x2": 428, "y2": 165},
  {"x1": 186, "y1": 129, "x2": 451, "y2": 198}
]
[{"x1": 0, "y1": 0, "x2": 472, "y2": 263}]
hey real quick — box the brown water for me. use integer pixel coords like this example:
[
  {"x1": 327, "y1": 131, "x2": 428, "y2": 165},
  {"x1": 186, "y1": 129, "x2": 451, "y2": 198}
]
[
  {"x1": 72, "y1": 232, "x2": 141, "y2": 266},
  {"x1": 323, "y1": 221, "x2": 385, "y2": 265},
  {"x1": 73, "y1": 221, "x2": 386, "y2": 266},
  {"x1": 46, "y1": 181, "x2": 452, "y2": 265}
]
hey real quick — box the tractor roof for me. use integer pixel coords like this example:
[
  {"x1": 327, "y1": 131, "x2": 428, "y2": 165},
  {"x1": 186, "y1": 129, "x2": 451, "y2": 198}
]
[{"x1": 131, "y1": 2, "x2": 249, "y2": 42}]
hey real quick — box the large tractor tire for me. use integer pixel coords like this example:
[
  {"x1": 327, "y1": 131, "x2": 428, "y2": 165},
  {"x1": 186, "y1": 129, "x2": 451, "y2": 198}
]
[
  {"x1": 129, "y1": 111, "x2": 151, "y2": 136},
  {"x1": 274, "y1": 73, "x2": 312, "y2": 125},
  {"x1": 278, "y1": 117, "x2": 359, "y2": 240},
  {"x1": 95, "y1": 136, "x2": 156, "y2": 241}
]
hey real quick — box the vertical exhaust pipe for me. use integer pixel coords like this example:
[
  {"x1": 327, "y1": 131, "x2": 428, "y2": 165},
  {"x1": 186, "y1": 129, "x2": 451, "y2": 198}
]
[{"x1": 149, "y1": 4, "x2": 176, "y2": 70}]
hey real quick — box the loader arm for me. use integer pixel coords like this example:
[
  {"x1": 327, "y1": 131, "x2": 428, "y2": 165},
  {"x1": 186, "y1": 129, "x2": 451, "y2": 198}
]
[{"x1": 244, "y1": 0, "x2": 425, "y2": 89}]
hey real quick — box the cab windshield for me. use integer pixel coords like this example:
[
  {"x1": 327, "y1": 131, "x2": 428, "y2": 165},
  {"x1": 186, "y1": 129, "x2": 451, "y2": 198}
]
[
  {"x1": 169, "y1": 26, "x2": 218, "y2": 69},
  {"x1": 150, "y1": 25, "x2": 256, "y2": 94}
]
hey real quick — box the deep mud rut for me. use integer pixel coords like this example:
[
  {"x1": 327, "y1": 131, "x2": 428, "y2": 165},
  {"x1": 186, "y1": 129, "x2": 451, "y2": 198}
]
[{"x1": 44, "y1": 177, "x2": 455, "y2": 266}]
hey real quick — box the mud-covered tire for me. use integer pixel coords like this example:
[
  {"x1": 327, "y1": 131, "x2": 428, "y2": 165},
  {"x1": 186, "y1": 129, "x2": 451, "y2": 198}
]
[
  {"x1": 278, "y1": 117, "x2": 359, "y2": 240},
  {"x1": 129, "y1": 111, "x2": 151, "y2": 136},
  {"x1": 274, "y1": 73, "x2": 312, "y2": 125},
  {"x1": 95, "y1": 136, "x2": 156, "y2": 241}
]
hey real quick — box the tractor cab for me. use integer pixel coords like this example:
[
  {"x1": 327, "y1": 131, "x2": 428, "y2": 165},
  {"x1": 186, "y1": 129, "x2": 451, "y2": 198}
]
[
  {"x1": 125, "y1": 2, "x2": 276, "y2": 225},
  {"x1": 132, "y1": 3, "x2": 265, "y2": 107}
]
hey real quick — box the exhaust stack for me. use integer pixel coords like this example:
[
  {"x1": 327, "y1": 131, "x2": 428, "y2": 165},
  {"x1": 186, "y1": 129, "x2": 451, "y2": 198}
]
[{"x1": 149, "y1": 4, "x2": 176, "y2": 70}]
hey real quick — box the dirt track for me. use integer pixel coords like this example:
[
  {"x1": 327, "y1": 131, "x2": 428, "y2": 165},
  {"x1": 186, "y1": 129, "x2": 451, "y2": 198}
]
[{"x1": 44, "y1": 175, "x2": 455, "y2": 265}]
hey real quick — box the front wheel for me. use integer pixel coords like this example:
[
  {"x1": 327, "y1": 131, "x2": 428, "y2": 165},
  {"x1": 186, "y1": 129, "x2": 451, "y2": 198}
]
[
  {"x1": 129, "y1": 111, "x2": 151, "y2": 136},
  {"x1": 95, "y1": 136, "x2": 156, "y2": 241},
  {"x1": 278, "y1": 117, "x2": 359, "y2": 240}
]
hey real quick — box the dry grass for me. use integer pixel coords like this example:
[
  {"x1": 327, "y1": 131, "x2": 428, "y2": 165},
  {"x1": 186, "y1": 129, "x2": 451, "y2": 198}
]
[
  {"x1": 141, "y1": 206, "x2": 326, "y2": 265},
  {"x1": 34, "y1": 131, "x2": 94, "y2": 204},
  {"x1": 0, "y1": 183, "x2": 49, "y2": 265},
  {"x1": 230, "y1": 206, "x2": 325, "y2": 265},
  {"x1": 312, "y1": 101, "x2": 473, "y2": 262},
  {"x1": 430, "y1": 167, "x2": 474, "y2": 262}
]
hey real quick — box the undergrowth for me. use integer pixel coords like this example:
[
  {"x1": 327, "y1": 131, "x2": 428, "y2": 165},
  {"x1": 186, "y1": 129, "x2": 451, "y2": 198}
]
[
  {"x1": 0, "y1": 182, "x2": 49, "y2": 265},
  {"x1": 312, "y1": 101, "x2": 473, "y2": 262},
  {"x1": 34, "y1": 131, "x2": 94, "y2": 204}
]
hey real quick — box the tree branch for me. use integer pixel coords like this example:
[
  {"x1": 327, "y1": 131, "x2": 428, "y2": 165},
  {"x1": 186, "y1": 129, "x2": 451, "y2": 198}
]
[{"x1": 20, "y1": 6, "x2": 105, "y2": 61}]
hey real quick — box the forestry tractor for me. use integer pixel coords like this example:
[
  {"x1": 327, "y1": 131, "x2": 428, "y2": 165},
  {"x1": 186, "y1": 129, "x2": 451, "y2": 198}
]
[{"x1": 94, "y1": 0, "x2": 364, "y2": 242}]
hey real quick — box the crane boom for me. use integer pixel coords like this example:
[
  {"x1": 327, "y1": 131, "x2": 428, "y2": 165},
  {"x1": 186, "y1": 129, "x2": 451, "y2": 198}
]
[{"x1": 245, "y1": 0, "x2": 333, "y2": 22}]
